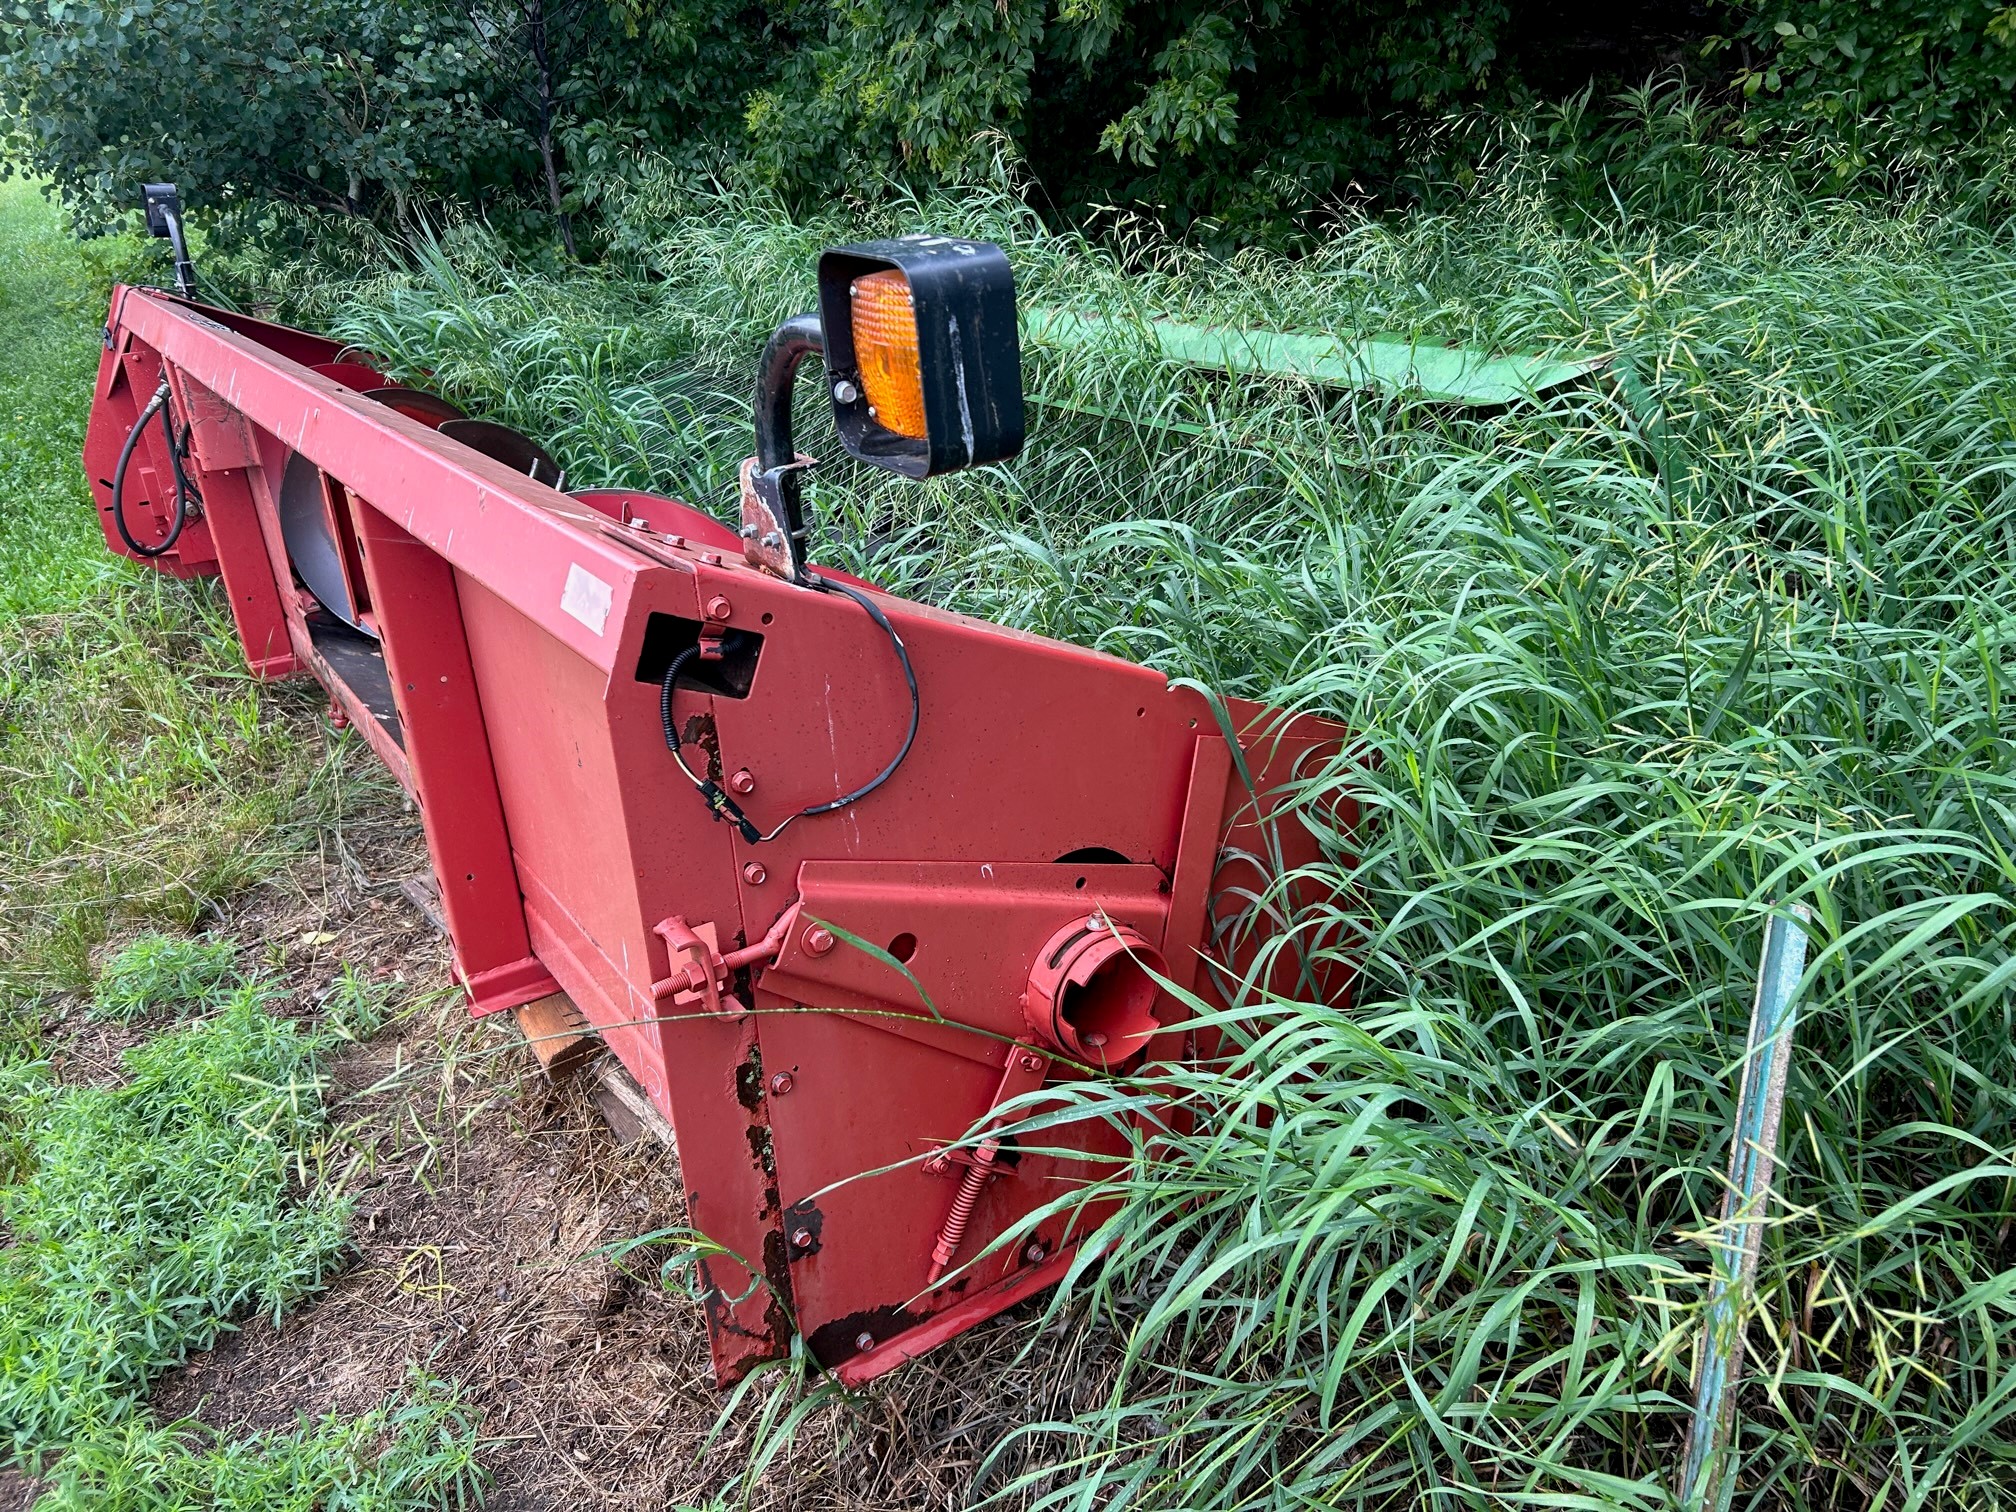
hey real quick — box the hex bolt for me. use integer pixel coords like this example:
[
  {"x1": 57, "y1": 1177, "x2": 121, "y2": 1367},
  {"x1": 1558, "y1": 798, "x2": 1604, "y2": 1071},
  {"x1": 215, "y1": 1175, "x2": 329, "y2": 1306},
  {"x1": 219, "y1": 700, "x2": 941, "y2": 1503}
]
[
  {"x1": 803, "y1": 925, "x2": 835, "y2": 956},
  {"x1": 728, "y1": 768, "x2": 756, "y2": 795},
  {"x1": 1018, "y1": 1052, "x2": 1045, "y2": 1073},
  {"x1": 791, "y1": 1227, "x2": 814, "y2": 1249},
  {"x1": 769, "y1": 1071, "x2": 794, "y2": 1096},
  {"x1": 706, "y1": 594, "x2": 733, "y2": 621},
  {"x1": 855, "y1": 1331, "x2": 876, "y2": 1352},
  {"x1": 699, "y1": 551, "x2": 722, "y2": 566},
  {"x1": 760, "y1": 531, "x2": 783, "y2": 549},
  {"x1": 1024, "y1": 1241, "x2": 1048, "y2": 1264},
  {"x1": 742, "y1": 861, "x2": 768, "y2": 885},
  {"x1": 833, "y1": 379, "x2": 860, "y2": 404},
  {"x1": 738, "y1": 522, "x2": 759, "y2": 539}
]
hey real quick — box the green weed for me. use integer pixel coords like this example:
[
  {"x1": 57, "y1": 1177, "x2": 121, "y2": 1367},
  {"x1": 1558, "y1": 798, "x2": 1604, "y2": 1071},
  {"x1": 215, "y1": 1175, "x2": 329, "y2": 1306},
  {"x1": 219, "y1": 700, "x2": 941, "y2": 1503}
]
[
  {"x1": 0, "y1": 982, "x2": 352, "y2": 1456},
  {"x1": 29, "y1": 1374, "x2": 485, "y2": 1512},
  {"x1": 92, "y1": 932, "x2": 242, "y2": 1020}
]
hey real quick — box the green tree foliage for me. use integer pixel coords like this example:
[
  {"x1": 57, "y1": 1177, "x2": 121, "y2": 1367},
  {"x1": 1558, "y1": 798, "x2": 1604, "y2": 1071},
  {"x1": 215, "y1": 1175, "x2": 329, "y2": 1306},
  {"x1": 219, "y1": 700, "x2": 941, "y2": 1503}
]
[
  {"x1": 1727, "y1": 1, "x2": 2016, "y2": 141},
  {"x1": 745, "y1": 0, "x2": 1523, "y2": 241},
  {"x1": 7, "y1": 1, "x2": 2016, "y2": 249},
  {"x1": 0, "y1": 1, "x2": 496, "y2": 219}
]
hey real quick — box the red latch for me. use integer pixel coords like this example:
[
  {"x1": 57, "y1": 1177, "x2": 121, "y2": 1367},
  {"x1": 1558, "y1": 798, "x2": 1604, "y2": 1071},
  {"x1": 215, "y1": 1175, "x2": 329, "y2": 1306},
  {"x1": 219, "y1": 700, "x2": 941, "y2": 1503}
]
[{"x1": 650, "y1": 906, "x2": 799, "y2": 1017}]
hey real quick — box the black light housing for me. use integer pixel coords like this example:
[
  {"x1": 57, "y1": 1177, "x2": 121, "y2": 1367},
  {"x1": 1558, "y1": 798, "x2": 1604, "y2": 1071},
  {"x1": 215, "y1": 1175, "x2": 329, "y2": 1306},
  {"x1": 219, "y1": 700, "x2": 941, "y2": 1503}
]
[
  {"x1": 141, "y1": 182, "x2": 197, "y2": 300},
  {"x1": 817, "y1": 236, "x2": 1024, "y2": 479}
]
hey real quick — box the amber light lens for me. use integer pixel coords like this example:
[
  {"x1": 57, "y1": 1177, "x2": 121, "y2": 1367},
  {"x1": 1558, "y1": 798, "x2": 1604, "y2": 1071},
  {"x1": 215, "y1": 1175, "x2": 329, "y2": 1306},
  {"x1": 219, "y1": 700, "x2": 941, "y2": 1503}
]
[{"x1": 849, "y1": 269, "x2": 927, "y2": 439}]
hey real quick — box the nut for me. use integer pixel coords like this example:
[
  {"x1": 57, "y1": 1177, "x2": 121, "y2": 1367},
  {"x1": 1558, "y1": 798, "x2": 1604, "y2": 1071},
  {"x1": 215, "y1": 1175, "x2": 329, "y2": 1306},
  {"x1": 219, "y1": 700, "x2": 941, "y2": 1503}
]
[
  {"x1": 705, "y1": 594, "x2": 733, "y2": 621},
  {"x1": 1018, "y1": 1052, "x2": 1045, "y2": 1073},
  {"x1": 855, "y1": 1331, "x2": 876, "y2": 1351},
  {"x1": 803, "y1": 925, "x2": 835, "y2": 957},
  {"x1": 791, "y1": 1227, "x2": 814, "y2": 1248},
  {"x1": 728, "y1": 768, "x2": 756, "y2": 795},
  {"x1": 698, "y1": 551, "x2": 722, "y2": 566},
  {"x1": 742, "y1": 861, "x2": 767, "y2": 885},
  {"x1": 1024, "y1": 1241, "x2": 1048, "y2": 1264},
  {"x1": 769, "y1": 1071, "x2": 794, "y2": 1095}
]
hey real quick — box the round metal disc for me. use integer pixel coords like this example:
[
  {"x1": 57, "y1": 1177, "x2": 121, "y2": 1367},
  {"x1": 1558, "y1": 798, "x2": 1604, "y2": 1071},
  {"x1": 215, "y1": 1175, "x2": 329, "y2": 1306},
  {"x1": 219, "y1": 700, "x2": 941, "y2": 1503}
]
[
  {"x1": 278, "y1": 451, "x2": 374, "y2": 637},
  {"x1": 362, "y1": 386, "x2": 465, "y2": 430},
  {"x1": 438, "y1": 418, "x2": 564, "y2": 489},
  {"x1": 311, "y1": 361, "x2": 386, "y2": 392},
  {"x1": 567, "y1": 488, "x2": 743, "y2": 550}
]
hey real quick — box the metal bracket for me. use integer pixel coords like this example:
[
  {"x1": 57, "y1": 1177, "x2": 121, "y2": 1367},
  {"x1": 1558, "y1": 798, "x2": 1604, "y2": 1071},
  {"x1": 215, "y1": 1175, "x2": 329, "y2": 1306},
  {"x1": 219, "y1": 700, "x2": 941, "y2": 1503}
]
[
  {"x1": 922, "y1": 1039, "x2": 1050, "y2": 1285},
  {"x1": 650, "y1": 908, "x2": 799, "y2": 1019},
  {"x1": 737, "y1": 453, "x2": 814, "y2": 581}
]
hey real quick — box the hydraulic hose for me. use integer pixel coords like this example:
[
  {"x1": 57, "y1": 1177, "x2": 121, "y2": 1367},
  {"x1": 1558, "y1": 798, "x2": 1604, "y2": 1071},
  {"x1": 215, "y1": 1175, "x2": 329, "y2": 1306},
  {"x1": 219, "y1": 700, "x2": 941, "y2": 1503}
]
[{"x1": 110, "y1": 379, "x2": 198, "y2": 558}]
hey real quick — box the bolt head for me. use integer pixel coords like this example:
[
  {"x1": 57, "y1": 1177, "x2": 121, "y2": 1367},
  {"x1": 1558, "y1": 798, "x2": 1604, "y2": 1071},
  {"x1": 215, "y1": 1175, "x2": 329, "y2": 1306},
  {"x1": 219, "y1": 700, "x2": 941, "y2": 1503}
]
[
  {"x1": 728, "y1": 768, "x2": 756, "y2": 795},
  {"x1": 760, "y1": 531, "x2": 783, "y2": 549},
  {"x1": 833, "y1": 379, "x2": 860, "y2": 404},
  {"x1": 1018, "y1": 1052, "x2": 1045, "y2": 1073},
  {"x1": 1024, "y1": 1241, "x2": 1048, "y2": 1264},
  {"x1": 791, "y1": 1227, "x2": 814, "y2": 1248},
  {"x1": 769, "y1": 1071, "x2": 793, "y2": 1095},
  {"x1": 742, "y1": 861, "x2": 768, "y2": 885},
  {"x1": 699, "y1": 551, "x2": 722, "y2": 566},
  {"x1": 803, "y1": 925, "x2": 835, "y2": 956},
  {"x1": 738, "y1": 522, "x2": 760, "y2": 539},
  {"x1": 855, "y1": 1331, "x2": 876, "y2": 1351},
  {"x1": 706, "y1": 594, "x2": 733, "y2": 621}
]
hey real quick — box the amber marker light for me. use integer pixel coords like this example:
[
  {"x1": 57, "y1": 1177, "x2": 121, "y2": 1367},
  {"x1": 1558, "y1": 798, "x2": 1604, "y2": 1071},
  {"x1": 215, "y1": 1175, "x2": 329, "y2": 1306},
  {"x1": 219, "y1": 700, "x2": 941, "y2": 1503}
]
[
  {"x1": 849, "y1": 270, "x2": 928, "y2": 440},
  {"x1": 818, "y1": 236, "x2": 1023, "y2": 480}
]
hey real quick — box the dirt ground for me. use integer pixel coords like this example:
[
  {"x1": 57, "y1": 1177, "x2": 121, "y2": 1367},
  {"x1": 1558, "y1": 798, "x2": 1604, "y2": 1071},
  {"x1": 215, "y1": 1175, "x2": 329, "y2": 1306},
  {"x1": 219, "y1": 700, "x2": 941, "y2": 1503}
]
[{"x1": 9, "y1": 795, "x2": 1120, "y2": 1511}]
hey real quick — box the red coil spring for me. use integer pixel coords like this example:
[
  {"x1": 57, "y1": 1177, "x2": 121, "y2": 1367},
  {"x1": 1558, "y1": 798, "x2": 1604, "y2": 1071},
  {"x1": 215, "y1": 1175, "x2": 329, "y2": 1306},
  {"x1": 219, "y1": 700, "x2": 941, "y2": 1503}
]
[{"x1": 926, "y1": 1138, "x2": 1000, "y2": 1285}]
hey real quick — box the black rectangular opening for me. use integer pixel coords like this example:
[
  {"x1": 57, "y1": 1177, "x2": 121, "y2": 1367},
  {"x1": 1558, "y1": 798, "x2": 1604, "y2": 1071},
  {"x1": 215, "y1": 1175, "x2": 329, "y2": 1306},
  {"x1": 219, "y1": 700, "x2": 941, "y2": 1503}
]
[{"x1": 633, "y1": 612, "x2": 764, "y2": 698}]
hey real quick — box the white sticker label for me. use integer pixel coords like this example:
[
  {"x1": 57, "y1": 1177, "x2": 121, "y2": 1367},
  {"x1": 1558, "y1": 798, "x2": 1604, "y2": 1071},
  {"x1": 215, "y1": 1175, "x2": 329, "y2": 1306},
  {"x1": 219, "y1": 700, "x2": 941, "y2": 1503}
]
[{"x1": 559, "y1": 562, "x2": 613, "y2": 635}]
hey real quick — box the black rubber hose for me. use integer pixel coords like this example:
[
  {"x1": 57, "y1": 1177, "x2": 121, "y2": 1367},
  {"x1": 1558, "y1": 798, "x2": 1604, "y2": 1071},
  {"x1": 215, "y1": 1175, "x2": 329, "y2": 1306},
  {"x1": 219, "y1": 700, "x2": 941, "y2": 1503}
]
[
  {"x1": 110, "y1": 379, "x2": 190, "y2": 559},
  {"x1": 800, "y1": 572, "x2": 919, "y2": 815},
  {"x1": 659, "y1": 574, "x2": 920, "y2": 841}
]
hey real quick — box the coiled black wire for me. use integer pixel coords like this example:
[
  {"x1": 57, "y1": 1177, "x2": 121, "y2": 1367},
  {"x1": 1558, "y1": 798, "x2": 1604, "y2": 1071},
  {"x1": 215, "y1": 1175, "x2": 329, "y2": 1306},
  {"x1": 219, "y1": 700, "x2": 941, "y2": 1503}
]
[
  {"x1": 110, "y1": 379, "x2": 200, "y2": 558},
  {"x1": 660, "y1": 572, "x2": 920, "y2": 843}
]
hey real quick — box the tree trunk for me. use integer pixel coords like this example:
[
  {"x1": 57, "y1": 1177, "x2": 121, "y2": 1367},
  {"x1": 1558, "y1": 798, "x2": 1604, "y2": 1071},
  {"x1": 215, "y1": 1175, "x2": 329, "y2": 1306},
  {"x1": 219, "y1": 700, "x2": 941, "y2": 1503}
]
[{"x1": 526, "y1": 0, "x2": 578, "y2": 259}]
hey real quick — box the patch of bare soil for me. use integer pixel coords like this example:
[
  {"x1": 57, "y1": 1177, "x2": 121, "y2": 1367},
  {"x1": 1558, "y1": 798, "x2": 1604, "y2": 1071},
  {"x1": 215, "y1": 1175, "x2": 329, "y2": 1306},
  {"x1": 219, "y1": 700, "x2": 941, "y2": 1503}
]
[{"x1": 65, "y1": 801, "x2": 1126, "y2": 1510}]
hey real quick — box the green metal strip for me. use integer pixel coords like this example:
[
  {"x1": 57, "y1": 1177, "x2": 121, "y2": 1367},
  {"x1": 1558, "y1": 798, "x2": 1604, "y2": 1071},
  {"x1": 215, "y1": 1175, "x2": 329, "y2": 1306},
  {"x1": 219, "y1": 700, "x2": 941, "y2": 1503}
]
[{"x1": 1025, "y1": 307, "x2": 1607, "y2": 408}]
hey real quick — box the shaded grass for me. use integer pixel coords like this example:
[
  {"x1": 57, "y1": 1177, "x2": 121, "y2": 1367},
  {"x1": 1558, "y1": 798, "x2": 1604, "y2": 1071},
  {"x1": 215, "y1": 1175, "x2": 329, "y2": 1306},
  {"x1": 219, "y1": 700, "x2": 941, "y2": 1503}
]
[
  {"x1": 0, "y1": 577, "x2": 390, "y2": 1000},
  {"x1": 0, "y1": 177, "x2": 129, "y2": 620},
  {"x1": 296, "y1": 120, "x2": 2016, "y2": 1509}
]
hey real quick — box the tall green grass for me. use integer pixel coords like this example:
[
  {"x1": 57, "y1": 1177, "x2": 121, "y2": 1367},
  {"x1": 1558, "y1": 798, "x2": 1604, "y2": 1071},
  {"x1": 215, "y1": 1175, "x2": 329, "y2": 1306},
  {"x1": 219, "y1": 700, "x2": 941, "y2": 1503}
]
[{"x1": 263, "y1": 109, "x2": 2016, "y2": 1508}]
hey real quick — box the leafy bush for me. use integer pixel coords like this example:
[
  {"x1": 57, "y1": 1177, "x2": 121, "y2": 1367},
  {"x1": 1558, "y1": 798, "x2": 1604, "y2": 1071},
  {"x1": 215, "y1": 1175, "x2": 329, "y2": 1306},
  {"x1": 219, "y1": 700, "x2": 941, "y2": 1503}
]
[
  {"x1": 92, "y1": 934, "x2": 242, "y2": 1021},
  {"x1": 0, "y1": 987, "x2": 352, "y2": 1456},
  {"x1": 1728, "y1": 1, "x2": 2016, "y2": 146}
]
